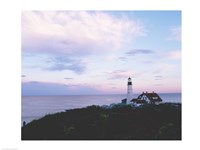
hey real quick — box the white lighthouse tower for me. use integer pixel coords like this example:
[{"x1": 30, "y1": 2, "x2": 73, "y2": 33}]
[{"x1": 127, "y1": 77, "x2": 133, "y2": 103}]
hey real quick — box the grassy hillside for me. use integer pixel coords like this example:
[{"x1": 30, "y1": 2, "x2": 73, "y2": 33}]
[{"x1": 22, "y1": 103, "x2": 181, "y2": 140}]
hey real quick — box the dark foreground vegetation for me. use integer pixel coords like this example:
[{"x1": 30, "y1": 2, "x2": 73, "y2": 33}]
[{"x1": 22, "y1": 103, "x2": 181, "y2": 140}]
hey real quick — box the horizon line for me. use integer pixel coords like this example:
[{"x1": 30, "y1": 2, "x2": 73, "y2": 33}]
[{"x1": 22, "y1": 92, "x2": 182, "y2": 97}]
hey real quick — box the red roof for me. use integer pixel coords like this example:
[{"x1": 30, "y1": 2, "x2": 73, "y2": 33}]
[{"x1": 138, "y1": 92, "x2": 162, "y2": 102}]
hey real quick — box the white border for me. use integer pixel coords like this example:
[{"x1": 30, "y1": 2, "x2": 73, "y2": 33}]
[{"x1": 1, "y1": 0, "x2": 200, "y2": 150}]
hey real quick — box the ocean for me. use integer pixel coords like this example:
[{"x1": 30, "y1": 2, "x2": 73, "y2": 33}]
[{"x1": 22, "y1": 93, "x2": 181, "y2": 125}]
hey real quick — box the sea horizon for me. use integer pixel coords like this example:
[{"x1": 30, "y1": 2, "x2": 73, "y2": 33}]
[{"x1": 22, "y1": 92, "x2": 181, "y2": 97}]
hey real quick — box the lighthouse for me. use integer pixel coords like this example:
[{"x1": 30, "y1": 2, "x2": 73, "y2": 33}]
[{"x1": 127, "y1": 77, "x2": 133, "y2": 103}]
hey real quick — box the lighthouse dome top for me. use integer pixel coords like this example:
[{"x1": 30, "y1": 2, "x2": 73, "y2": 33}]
[{"x1": 128, "y1": 77, "x2": 131, "y2": 80}]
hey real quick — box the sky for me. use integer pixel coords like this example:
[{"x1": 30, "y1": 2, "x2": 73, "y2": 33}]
[{"x1": 21, "y1": 11, "x2": 181, "y2": 95}]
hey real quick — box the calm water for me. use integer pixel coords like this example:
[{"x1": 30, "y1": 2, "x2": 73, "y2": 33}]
[{"x1": 22, "y1": 93, "x2": 181, "y2": 124}]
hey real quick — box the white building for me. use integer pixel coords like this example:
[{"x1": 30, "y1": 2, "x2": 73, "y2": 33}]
[
  {"x1": 127, "y1": 77, "x2": 133, "y2": 104},
  {"x1": 131, "y1": 92, "x2": 162, "y2": 105},
  {"x1": 121, "y1": 77, "x2": 162, "y2": 105}
]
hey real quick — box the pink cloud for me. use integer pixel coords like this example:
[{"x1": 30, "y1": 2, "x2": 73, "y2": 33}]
[{"x1": 22, "y1": 11, "x2": 145, "y2": 55}]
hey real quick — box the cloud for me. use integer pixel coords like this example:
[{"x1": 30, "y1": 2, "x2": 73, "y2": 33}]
[
  {"x1": 118, "y1": 56, "x2": 127, "y2": 61},
  {"x1": 154, "y1": 75, "x2": 163, "y2": 80},
  {"x1": 22, "y1": 81, "x2": 68, "y2": 95},
  {"x1": 126, "y1": 49, "x2": 154, "y2": 56},
  {"x1": 22, "y1": 81, "x2": 101, "y2": 96},
  {"x1": 168, "y1": 26, "x2": 181, "y2": 42},
  {"x1": 155, "y1": 75, "x2": 162, "y2": 78},
  {"x1": 106, "y1": 70, "x2": 133, "y2": 80},
  {"x1": 45, "y1": 56, "x2": 86, "y2": 74},
  {"x1": 140, "y1": 60, "x2": 154, "y2": 64},
  {"x1": 47, "y1": 63, "x2": 86, "y2": 73},
  {"x1": 156, "y1": 50, "x2": 181, "y2": 61},
  {"x1": 111, "y1": 87, "x2": 117, "y2": 89},
  {"x1": 154, "y1": 84, "x2": 163, "y2": 86},
  {"x1": 106, "y1": 70, "x2": 148, "y2": 80},
  {"x1": 167, "y1": 51, "x2": 181, "y2": 60},
  {"x1": 64, "y1": 77, "x2": 73, "y2": 80},
  {"x1": 22, "y1": 11, "x2": 145, "y2": 55}
]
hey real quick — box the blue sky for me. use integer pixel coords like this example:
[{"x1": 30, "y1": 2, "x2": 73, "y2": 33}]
[{"x1": 21, "y1": 11, "x2": 181, "y2": 95}]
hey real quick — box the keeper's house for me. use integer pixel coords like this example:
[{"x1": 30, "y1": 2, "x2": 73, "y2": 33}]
[{"x1": 131, "y1": 91, "x2": 162, "y2": 105}]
